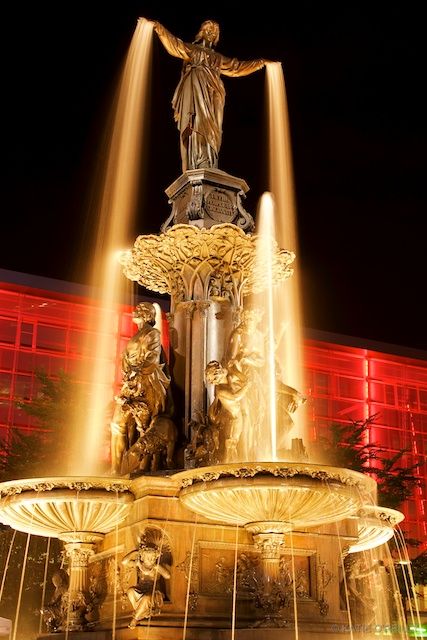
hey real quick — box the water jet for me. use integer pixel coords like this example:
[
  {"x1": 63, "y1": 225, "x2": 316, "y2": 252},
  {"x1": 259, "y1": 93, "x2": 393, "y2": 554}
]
[{"x1": 0, "y1": 16, "x2": 415, "y2": 640}]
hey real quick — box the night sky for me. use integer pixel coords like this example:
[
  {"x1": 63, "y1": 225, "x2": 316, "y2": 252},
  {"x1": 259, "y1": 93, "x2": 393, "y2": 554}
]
[{"x1": 3, "y1": 3, "x2": 426, "y2": 351}]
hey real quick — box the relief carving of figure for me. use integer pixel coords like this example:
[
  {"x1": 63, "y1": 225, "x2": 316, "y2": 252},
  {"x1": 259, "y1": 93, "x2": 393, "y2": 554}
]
[
  {"x1": 149, "y1": 19, "x2": 266, "y2": 172},
  {"x1": 110, "y1": 302, "x2": 175, "y2": 474},
  {"x1": 122, "y1": 537, "x2": 171, "y2": 629},
  {"x1": 41, "y1": 569, "x2": 69, "y2": 632},
  {"x1": 340, "y1": 553, "x2": 378, "y2": 624}
]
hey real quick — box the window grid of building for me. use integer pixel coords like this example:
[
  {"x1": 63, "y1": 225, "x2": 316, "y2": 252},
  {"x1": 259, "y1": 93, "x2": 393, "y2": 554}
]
[
  {"x1": 0, "y1": 287, "x2": 133, "y2": 442},
  {"x1": 305, "y1": 340, "x2": 427, "y2": 543},
  {"x1": 1, "y1": 280, "x2": 426, "y2": 544}
]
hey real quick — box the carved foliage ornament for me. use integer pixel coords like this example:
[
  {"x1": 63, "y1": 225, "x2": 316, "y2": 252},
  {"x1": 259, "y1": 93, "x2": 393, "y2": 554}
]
[
  {"x1": 177, "y1": 463, "x2": 375, "y2": 497},
  {"x1": 0, "y1": 478, "x2": 132, "y2": 498},
  {"x1": 120, "y1": 224, "x2": 294, "y2": 302}
]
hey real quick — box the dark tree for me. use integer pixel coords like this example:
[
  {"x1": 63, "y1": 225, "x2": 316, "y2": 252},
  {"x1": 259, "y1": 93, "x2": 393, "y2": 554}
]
[
  {"x1": 315, "y1": 415, "x2": 427, "y2": 588},
  {"x1": 315, "y1": 415, "x2": 422, "y2": 510},
  {"x1": 0, "y1": 368, "x2": 88, "y2": 479},
  {"x1": 0, "y1": 369, "x2": 81, "y2": 637}
]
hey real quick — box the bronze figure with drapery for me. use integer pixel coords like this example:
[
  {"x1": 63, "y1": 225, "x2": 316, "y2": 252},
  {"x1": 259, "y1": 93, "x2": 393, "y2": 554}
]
[{"x1": 148, "y1": 19, "x2": 267, "y2": 172}]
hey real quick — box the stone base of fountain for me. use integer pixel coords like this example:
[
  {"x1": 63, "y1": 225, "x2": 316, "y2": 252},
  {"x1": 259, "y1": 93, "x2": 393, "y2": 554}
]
[
  {"x1": 36, "y1": 623, "x2": 390, "y2": 639},
  {"x1": 0, "y1": 472, "x2": 404, "y2": 638}
]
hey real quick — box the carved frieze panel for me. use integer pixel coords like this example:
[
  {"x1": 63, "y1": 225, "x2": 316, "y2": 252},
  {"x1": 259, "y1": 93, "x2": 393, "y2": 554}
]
[{"x1": 197, "y1": 540, "x2": 316, "y2": 601}]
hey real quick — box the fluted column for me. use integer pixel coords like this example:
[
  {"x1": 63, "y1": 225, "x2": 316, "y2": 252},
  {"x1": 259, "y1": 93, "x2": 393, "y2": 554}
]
[
  {"x1": 64, "y1": 541, "x2": 94, "y2": 595},
  {"x1": 61, "y1": 533, "x2": 104, "y2": 630}
]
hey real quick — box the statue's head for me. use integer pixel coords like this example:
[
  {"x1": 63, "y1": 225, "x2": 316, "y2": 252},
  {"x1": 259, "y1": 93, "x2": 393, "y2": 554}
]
[
  {"x1": 132, "y1": 302, "x2": 156, "y2": 326},
  {"x1": 138, "y1": 540, "x2": 161, "y2": 566},
  {"x1": 195, "y1": 20, "x2": 220, "y2": 47}
]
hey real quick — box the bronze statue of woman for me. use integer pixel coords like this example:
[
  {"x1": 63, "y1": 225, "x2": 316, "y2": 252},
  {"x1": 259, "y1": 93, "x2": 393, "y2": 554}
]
[{"x1": 148, "y1": 19, "x2": 267, "y2": 172}]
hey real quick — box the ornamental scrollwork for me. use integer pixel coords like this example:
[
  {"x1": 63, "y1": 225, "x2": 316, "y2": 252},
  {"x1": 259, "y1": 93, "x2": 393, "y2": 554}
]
[
  {"x1": 175, "y1": 463, "x2": 375, "y2": 497},
  {"x1": 199, "y1": 471, "x2": 221, "y2": 482},
  {"x1": 176, "y1": 550, "x2": 199, "y2": 611},
  {"x1": 120, "y1": 224, "x2": 294, "y2": 303},
  {"x1": 0, "y1": 478, "x2": 132, "y2": 498}
]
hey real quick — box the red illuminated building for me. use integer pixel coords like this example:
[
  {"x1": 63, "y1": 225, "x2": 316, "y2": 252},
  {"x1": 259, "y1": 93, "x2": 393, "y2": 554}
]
[{"x1": 1, "y1": 268, "x2": 426, "y2": 544}]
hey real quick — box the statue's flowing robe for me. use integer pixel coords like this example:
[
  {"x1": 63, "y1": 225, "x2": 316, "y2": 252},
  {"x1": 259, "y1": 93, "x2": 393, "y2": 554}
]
[{"x1": 154, "y1": 24, "x2": 264, "y2": 171}]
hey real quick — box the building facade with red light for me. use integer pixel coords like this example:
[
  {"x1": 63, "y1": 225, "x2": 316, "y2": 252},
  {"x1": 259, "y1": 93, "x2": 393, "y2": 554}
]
[{"x1": 1, "y1": 268, "x2": 426, "y2": 545}]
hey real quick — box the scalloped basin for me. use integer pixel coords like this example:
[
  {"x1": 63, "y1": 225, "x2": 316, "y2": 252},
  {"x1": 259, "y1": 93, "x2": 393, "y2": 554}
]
[
  {"x1": 348, "y1": 504, "x2": 404, "y2": 553},
  {"x1": 174, "y1": 462, "x2": 377, "y2": 533},
  {"x1": 0, "y1": 476, "x2": 134, "y2": 540}
]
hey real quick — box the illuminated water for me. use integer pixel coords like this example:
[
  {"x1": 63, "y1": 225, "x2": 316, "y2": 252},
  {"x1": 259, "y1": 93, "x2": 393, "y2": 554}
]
[
  {"x1": 251, "y1": 193, "x2": 278, "y2": 460},
  {"x1": 265, "y1": 62, "x2": 306, "y2": 444},
  {"x1": 69, "y1": 19, "x2": 154, "y2": 474},
  {"x1": 0, "y1": 19, "x2": 423, "y2": 640}
]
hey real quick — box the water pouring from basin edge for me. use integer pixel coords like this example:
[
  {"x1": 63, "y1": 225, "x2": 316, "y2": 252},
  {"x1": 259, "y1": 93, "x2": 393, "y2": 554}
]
[
  {"x1": 68, "y1": 19, "x2": 154, "y2": 476},
  {"x1": 0, "y1": 16, "x2": 417, "y2": 639}
]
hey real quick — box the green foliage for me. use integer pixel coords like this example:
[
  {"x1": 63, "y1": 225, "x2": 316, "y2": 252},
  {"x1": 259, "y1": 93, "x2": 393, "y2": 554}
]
[
  {"x1": 15, "y1": 368, "x2": 78, "y2": 431},
  {"x1": 0, "y1": 370, "x2": 75, "y2": 637},
  {"x1": 0, "y1": 368, "x2": 84, "y2": 480},
  {"x1": 377, "y1": 449, "x2": 422, "y2": 510},
  {"x1": 316, "y1": 415, "x2": 422, "y2": 510},
  {"x1": 316, "y1": 417, "x2": 380, "y2": 473},
  {"x1": 0, "y1": 429, "x2": 50, "y2": 482},
  {"x1": 411, "y1": 551, "x2": 427, "y2": 586}
]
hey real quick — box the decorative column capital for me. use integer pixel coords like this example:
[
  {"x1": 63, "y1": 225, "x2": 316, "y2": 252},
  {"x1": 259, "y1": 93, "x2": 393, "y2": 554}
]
[
  {"x1": 195, "y1": 301, "x2": 211, "y2": 317},
  {"x1": 120, "y1": 224, "x2": 294, "y2": 304},
  {"x1": 252, "y1": 532, "x2": 286, "y2": 560},
  {"x1": 180, "y1": 301, "x2": 197, "y2": 320},
  {"x1": 64, "y1": 542, "x2": 95, "y2": 568}
]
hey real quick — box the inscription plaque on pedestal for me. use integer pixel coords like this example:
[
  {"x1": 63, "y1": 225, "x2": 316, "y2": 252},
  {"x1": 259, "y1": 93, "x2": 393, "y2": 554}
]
[
  {"x1": 205, "y1": 190, "x2": 234, "y2": 223},
  {"x1": 162, "y1": 168, "x2": 255, "y2": 232}
]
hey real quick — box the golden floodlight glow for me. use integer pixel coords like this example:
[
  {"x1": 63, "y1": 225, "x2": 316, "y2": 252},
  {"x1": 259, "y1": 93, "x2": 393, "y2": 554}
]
[
  {"x1": 68, "y1": 19, "x2": 154, "y2": 475},
  {"x1": 265, "y1": 62, "x2": 306, "y2": 444}
]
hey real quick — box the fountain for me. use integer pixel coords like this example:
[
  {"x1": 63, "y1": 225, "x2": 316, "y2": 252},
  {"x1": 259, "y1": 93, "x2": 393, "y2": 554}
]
[
  {"x1": 0, "y1": 16, "x2": 415, "y2": 640},
  {"x1": 0, "y1": 477, "x2": 134, "y2": 631}
]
